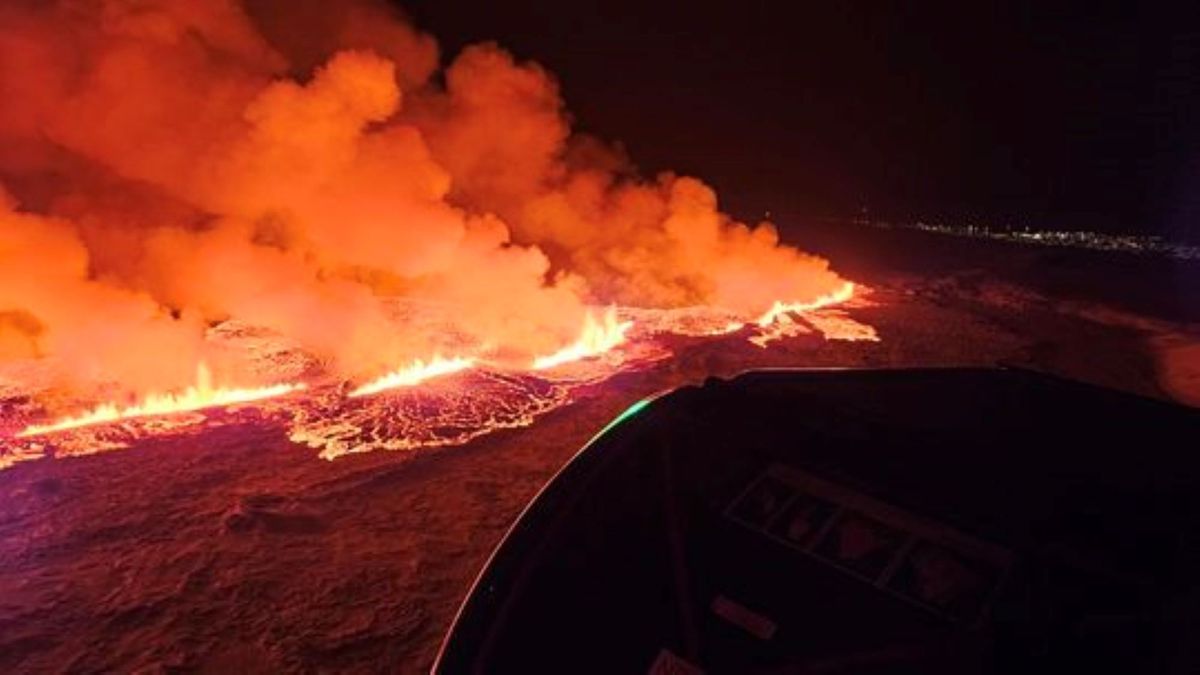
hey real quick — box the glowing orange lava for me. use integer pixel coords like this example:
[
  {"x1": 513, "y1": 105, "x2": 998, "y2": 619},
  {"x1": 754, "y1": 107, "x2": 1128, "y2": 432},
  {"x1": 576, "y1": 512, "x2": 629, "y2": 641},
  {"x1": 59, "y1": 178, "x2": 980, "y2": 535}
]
[
  {"x1": 532, "y1": 308, "x2": 633, "y2": 370},
  {"x1": 748, "y1": 282, "x2": 876, "y2": 347},
  {"x1": 8, "y1": 289, "x2": 875, "y2": 451},
  {"x1": 17, "y1": 363, "x2": 306, "y2": 438},
  {"x1": 755, "y1": 282, "x2": 858, "y2": 327},
  {"x1": 349, "y1": 355, "x2": 477, "y2": 398}
]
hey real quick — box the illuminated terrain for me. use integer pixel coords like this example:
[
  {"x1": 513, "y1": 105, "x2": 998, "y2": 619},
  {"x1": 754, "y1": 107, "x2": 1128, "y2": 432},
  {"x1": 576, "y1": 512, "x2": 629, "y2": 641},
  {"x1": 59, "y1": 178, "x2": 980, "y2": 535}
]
[
  {"x1": 0, "y1": 2, "x2": 1197, "y2": 672},
  {"x1": 1, "y1": 296, "x2": 876, "y2": 467},
  {"x1": 1, "y1": 266, "x2": 1197, "y2": 672}
]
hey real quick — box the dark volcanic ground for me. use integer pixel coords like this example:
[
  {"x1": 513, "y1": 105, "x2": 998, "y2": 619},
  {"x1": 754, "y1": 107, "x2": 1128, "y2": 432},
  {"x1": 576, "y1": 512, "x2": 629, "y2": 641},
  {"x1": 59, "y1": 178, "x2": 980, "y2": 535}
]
[{"x1": 2, "y1": 225, "x2": 1198, "y2": 673}]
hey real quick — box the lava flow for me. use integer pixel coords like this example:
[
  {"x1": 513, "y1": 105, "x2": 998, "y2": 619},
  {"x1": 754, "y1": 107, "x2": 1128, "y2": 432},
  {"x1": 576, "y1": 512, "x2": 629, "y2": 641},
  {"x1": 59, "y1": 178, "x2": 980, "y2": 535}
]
[
  {"x1": 350, "y1": 356, "x2": 478, "y2": 398},
  {"x1": 532, "y1": 308, "x2": 633, "y2": 370},
  {"x1": 16, "y1": 363, "x2": 306, "y2": 438},
  {"x1": 755, "y1": 282, "x2": 858, "y2": 328},
  {"x1": 0, "y1": 0, "x2": 882, "y2": 467}
]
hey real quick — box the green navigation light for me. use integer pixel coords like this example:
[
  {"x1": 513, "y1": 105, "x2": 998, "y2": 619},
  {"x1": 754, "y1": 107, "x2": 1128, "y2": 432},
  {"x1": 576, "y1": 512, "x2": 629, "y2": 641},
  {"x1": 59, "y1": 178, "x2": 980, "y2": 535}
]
[{"x1": 597, "y1": 397, "x2": 652, "y2": 436}]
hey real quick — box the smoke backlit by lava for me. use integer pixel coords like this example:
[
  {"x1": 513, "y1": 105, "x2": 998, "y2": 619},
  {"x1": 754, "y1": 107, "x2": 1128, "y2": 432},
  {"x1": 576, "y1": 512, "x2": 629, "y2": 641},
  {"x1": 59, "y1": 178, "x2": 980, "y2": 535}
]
[{"x1": 0, "y1": 0, "x2": 877, "y2": 464}]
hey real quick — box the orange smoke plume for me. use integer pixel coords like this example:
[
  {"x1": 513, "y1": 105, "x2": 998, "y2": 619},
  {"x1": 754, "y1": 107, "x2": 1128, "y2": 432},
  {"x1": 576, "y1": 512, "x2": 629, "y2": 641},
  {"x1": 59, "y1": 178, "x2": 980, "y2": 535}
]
[{"x1": 0, "y1": 0, "x2": 853, "y2": 404}]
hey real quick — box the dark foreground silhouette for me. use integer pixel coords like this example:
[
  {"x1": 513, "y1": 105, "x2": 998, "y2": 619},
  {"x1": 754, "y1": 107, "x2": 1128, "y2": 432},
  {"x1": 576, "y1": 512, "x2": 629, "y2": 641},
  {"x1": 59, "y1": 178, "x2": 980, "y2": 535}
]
[{"x1": 440, "y1": 368, "x2": 1200, "y2": 674}]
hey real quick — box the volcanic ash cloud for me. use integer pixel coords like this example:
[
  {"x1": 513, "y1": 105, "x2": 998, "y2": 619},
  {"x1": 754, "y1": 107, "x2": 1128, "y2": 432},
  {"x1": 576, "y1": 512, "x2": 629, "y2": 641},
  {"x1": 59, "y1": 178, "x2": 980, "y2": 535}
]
[{"x1": 0, "y1": 0, "x2": 848, "y2": 394}]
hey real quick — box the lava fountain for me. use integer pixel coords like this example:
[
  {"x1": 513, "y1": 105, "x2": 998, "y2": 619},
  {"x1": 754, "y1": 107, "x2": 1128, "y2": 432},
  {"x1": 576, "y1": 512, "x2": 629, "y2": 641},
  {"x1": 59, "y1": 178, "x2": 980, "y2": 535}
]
[
  {"x1": 16, "y1": 363, "x2": 306, "y2": 438},
  {"x1": 0, "y1": 0, "x2": 881, "y2": 467},
  {"x1": 532, "y1": 308, "x2": 633, "y2": 371},
  {"x1": 350, "y1": 356, "x2": 478, "y2": 398}
]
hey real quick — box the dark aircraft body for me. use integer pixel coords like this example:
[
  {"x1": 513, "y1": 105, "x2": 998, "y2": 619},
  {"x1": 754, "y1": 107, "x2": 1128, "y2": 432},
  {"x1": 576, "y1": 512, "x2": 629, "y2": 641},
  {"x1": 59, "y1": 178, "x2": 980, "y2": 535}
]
[{"x1": 436, "y1": 368, "x2": 1200, "y2": 674}]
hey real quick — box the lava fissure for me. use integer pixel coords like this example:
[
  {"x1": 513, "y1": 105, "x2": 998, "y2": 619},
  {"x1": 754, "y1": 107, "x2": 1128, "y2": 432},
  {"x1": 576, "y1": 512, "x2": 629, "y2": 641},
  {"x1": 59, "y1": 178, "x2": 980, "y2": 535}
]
[{"x1": 0, "y1": 0, "x2": 879, "y2": 465}]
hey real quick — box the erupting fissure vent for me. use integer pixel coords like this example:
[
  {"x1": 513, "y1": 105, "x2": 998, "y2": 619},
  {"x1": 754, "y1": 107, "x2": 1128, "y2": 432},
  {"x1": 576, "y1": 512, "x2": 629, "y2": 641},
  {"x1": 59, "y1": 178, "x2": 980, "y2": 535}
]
[
  {"x1": 0, "y1": 0, "x2": 881, "y2": 466},
  {"x1": 16, "y1": 364, "x2": 306, "y2": 438}
]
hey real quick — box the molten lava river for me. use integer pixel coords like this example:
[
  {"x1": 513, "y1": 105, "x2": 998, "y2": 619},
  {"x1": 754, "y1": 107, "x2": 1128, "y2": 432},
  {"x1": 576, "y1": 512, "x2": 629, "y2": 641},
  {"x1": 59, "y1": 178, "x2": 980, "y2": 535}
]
[{"x1": 0, "y1": 291, "x2": 875, "y2": 469}]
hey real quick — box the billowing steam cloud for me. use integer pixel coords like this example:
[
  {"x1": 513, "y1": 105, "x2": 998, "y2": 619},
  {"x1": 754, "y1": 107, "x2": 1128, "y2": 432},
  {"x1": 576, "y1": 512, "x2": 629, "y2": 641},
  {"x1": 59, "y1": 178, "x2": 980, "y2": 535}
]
[{"x1": 0, "y1": 0, "x2": 846, "y2": 394}]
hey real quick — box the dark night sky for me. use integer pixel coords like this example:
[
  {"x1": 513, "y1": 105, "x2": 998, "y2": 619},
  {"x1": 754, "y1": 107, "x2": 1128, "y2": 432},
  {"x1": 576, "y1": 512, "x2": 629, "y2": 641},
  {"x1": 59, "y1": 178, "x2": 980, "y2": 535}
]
[{"x1": 399, "y1": 2, "x2": 1200, "y2": 241}]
